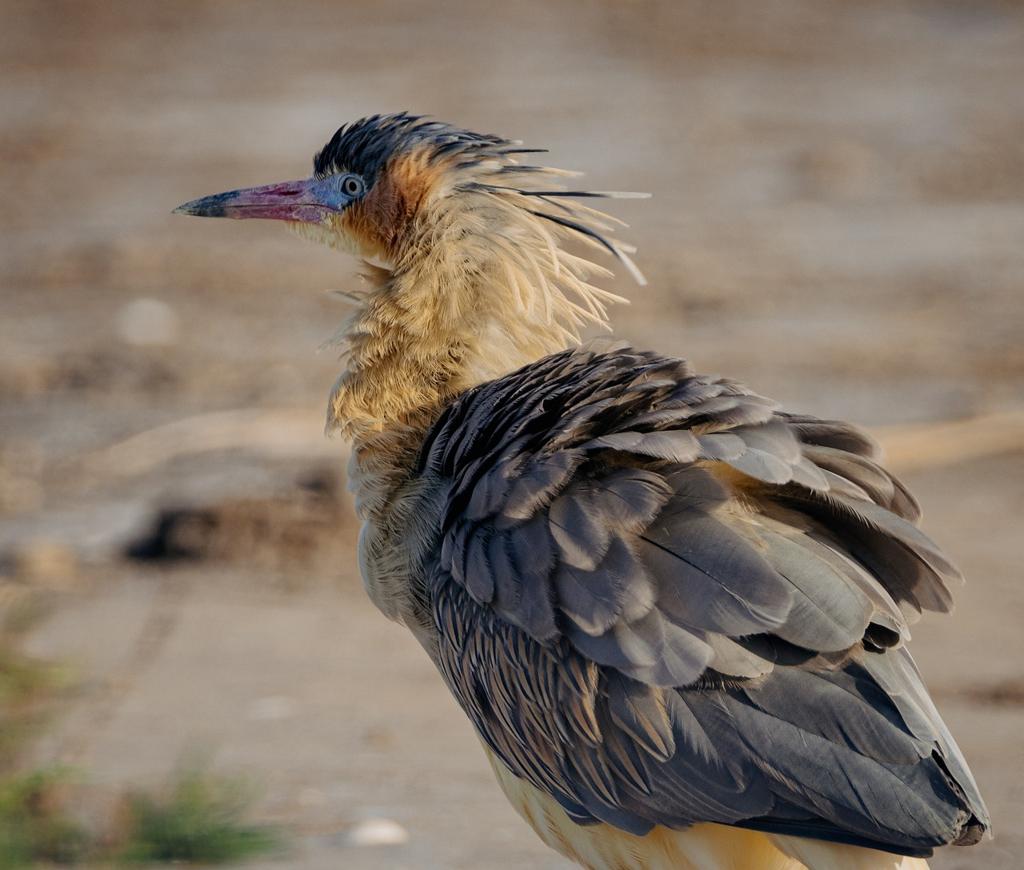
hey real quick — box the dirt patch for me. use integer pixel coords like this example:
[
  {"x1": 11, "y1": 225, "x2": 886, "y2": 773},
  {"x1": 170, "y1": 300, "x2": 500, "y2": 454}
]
[{"x1": 125, "y1": 468, "x2": 355, "y2": 576}]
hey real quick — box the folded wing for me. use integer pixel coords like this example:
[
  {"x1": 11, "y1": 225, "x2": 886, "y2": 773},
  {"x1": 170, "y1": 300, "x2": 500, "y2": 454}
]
[{"x1": 419, "y1": 342, "x2": 988, "y2": 857}]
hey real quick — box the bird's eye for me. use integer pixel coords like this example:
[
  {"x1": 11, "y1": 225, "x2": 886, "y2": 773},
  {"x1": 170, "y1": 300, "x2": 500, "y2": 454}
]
[{"x1": 341, "y1": 175, "x2": 364, "y2": 197}]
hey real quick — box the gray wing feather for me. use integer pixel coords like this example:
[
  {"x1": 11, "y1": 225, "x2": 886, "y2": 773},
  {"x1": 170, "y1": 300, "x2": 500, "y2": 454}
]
[
  {"x1": 639, "y1": 510, "x2": 794, "y2": 638},
  {"x1": 750, "y1": 527, "x2": 875, "y2": 652},
  {"x1": 419, "y1": 343, "x2": 988, "y2": 856},
  {"x1": 555, "y1": 536, "x2": 655, "y2": 635}
]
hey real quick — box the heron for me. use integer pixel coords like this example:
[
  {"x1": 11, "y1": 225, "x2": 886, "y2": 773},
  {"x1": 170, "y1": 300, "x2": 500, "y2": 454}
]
[{"x1": 175, "y1": 113, "x2": 989, "y2": 870}]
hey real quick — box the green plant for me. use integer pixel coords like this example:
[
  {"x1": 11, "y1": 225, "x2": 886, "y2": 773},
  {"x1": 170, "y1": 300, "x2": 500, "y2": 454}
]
[
  {"x1": 0, "y1": 646, "x2": 68, "y2": 773},
  {"x1": 0, "y1": 767, "x2": 91, "y2": 868},
  {"x1": 120, "y1": 764, "x2": 279, "y2": 864}
]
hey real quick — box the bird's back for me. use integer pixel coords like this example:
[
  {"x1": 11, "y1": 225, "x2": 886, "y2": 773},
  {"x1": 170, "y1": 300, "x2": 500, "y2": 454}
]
[{"x1": 389, "y1": 341, "x2": 988, "y2": 869}]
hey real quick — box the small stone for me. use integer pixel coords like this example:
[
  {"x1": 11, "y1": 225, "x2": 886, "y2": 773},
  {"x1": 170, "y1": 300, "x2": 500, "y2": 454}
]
[
  {"x1": 14, "y1": 540, "x2": 79, "y2": 588},
  {"x1": 115, "y1": 298, "x2": 180, "y2": 346},
  {"x1": 247, "y1": 695, "x2": 297, "y2": 721},
  {"x1": 347, "y1": 817, "x2": 409, "y2": 847}
]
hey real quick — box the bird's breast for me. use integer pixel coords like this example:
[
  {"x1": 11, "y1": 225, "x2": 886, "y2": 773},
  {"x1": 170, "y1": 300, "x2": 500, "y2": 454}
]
[{"x1": 350, "y1": 445, "x2": 447, "y2": 650}]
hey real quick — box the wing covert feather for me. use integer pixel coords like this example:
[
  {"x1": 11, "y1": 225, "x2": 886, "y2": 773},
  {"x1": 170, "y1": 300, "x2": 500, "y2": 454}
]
[{"x1": 418, "y1": 342, "x2": 987, "y2": 856}]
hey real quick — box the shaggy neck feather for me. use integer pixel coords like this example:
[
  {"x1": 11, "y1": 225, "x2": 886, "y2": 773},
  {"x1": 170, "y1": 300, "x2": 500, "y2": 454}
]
[{"x1": 327, "y1": 193, "x2": 618, "y2": 443}]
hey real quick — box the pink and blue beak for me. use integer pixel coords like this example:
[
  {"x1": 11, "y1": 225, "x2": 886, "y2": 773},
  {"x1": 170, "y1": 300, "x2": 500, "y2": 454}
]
[{"x1": 173, "y1": 176, "x2": 355, "y2": 223}]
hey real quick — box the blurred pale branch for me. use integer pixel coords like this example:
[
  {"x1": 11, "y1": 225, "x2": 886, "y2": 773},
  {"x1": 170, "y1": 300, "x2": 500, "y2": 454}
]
[
  {"x1": 81, "y1": 407, "x2": 1024, "y2": 479},
  {"x1": 875, "y1": 410, "x2": 1024, "y2": 473},
  {"x1": 82, "y1": 408, "x2": 339, "y2": 477}
]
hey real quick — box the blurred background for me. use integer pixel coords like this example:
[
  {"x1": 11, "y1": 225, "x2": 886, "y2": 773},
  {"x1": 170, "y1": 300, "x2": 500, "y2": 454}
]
[{"x1": 1, "y1": 1, "x2": 1023, "y2": 867}]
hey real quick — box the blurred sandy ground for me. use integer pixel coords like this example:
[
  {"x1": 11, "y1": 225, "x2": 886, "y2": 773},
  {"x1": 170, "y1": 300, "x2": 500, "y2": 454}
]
[{"x1": 1, "y1": 1, "x2": 1023, "y2": 867}]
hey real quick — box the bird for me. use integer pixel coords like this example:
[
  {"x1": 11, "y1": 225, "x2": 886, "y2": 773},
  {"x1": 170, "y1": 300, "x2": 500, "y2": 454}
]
[{"x1": 175, "y1": 112, "x2": 989, "y2": 870}]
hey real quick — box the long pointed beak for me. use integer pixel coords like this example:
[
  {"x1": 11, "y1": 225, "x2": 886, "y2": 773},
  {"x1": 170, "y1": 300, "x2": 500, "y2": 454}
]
[{"x1": 173, "y1": 177, "x2": 352, "y2": 223}]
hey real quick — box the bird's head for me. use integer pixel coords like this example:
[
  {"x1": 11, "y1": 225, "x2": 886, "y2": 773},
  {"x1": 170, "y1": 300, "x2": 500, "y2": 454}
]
[
  {"x1": 175, "y1": 112, "x2": 646, "y2": 286},
  {"x1": 177, "y1": 113, "x2": 649, "y2": 430}
]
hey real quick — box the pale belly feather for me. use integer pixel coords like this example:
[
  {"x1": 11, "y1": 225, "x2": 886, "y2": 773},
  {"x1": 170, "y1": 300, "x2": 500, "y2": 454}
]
[{"x1": 484, "y1": 748, "x2": 929, "y2": 870}]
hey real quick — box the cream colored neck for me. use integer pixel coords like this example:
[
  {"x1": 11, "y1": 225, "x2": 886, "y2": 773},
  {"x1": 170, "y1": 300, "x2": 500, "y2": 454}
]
[
  {"x1": 327, "y1": 197, "x2": 614, "y2": 443},
  {"x1": 325, "y1": 270, "x2": 551, "y2": 444},
  {"x1": 327, "y1": 247, "x2": 566, "y2": 525}
]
